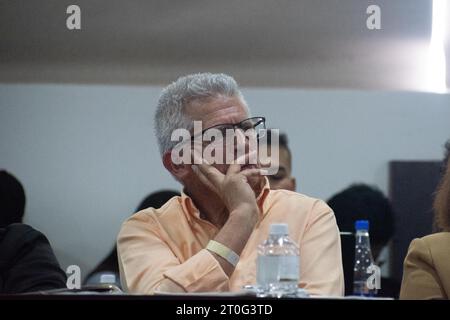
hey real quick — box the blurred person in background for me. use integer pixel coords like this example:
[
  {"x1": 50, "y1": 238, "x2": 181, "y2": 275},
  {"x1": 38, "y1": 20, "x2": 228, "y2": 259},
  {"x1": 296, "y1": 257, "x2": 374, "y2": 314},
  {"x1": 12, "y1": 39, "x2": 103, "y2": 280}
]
[
  {"x1": 84, "y1": 190, "x2": 180, "y2": 287},
  {"x1": 328, "y1": 183, "x2": 400, "y2": 298},
  {"x1": 260, "y1": 130, "x2": 296, "y2": 191},
  {"x1": 0, "y1": 170, "x2": 26, "y2": 227},
  {"x1": 0, "y1": 170, "x2": 66, "y2": 293},
  {"x1": 400, "y1": 140, "x2": 450, "y2": 299}
]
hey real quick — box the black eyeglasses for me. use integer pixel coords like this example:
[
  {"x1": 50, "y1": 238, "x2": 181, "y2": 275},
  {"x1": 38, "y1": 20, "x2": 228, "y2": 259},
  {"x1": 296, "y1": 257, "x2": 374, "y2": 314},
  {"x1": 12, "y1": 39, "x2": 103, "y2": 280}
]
[{"x1": 191, "y1": 117, "x2": 266, "y2": 141}]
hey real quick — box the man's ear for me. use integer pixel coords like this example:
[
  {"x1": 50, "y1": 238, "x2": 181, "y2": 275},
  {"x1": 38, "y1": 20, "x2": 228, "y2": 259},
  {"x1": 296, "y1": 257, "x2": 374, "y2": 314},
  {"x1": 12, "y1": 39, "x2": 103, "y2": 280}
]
[{"x1": 162, "y1": 151, "x2": 190, "y2": 181}]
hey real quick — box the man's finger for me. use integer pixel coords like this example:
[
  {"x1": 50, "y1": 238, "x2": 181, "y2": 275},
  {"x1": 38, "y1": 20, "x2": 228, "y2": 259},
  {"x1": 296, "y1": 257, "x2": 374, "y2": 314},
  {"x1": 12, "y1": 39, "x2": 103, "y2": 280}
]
[
  {"x1": 191, "y1": 165, "x2": 220, "y2": 193},
  {"x1": 234, "y1": 149, "x2": 258, "y2": 167},
  {"x1": 226, "y1": 163, "x2": 241, "y2": 175},
  {"x1": 195, "y1": 162, "x2": 224, "y2": 186},
  {"x1": 239, "y1": 168, "x2": 268, "y2": 177}
]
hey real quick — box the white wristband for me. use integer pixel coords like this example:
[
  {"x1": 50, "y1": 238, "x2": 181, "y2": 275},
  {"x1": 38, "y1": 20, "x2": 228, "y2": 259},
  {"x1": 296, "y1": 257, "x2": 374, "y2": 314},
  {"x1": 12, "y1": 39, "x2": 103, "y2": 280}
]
[{"x1": 206, "y1": 240, "x2": 240, "y2": 267}]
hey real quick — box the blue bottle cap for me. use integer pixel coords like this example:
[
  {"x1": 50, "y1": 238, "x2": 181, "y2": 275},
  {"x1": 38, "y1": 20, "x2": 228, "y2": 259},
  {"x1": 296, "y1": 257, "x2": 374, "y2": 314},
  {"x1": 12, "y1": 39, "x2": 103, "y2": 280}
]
[{"x1": 355, "y1": 220, "x2": 369, "y2": 231}]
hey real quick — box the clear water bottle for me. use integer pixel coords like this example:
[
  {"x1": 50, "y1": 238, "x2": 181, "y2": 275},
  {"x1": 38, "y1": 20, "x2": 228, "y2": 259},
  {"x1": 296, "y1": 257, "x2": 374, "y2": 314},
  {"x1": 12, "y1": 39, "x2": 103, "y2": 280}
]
[
  {"x1": 353, "y1": 220, "x2": 377, "y2": 296},
  {"x1": 256, "y1": 223, "x2": 300, "y2": 298}
]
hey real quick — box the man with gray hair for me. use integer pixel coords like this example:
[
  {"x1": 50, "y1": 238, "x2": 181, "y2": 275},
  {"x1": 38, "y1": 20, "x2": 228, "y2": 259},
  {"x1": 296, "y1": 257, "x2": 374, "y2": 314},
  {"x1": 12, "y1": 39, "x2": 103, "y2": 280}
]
[{"x1": 117, "y1": 73, "x2": 344, "y2": 296}]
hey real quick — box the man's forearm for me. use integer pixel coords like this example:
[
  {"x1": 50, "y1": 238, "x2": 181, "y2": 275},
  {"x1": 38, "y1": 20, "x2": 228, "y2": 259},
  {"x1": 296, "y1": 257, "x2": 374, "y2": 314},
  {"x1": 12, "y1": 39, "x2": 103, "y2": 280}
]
[{"x1": 211, "y1": 204, "x2": 259, "y2": 277}]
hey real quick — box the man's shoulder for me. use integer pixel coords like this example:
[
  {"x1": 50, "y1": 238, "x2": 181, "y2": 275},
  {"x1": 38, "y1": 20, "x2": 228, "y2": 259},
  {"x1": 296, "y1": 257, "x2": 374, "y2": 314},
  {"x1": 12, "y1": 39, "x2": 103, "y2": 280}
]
[
  {"x1": 120, "y1": 196, "x2": 183, "y2": 229},
  {"x1": 267, "y1": 189, "x2": 331, "y2": 212}
]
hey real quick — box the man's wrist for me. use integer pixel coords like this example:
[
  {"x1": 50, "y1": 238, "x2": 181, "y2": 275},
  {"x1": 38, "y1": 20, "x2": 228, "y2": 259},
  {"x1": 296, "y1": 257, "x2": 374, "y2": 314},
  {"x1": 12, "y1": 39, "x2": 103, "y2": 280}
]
[
  {"x1": 229, "y1": 202, "x2": 258, "y2": 215},
  {"x1": 230, "y1": 203, "x2": 258, "y2": 218},
  {"x1": 206, "y1": 240, "x2": 240, "y2": 267},
  {"x1": 228, "y1": 204, "x2": 259, "y2": 228}
]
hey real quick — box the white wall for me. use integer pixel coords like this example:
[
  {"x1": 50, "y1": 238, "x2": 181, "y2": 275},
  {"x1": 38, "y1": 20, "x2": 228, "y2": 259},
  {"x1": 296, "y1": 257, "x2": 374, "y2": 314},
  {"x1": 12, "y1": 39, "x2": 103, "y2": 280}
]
[{"x1": 1, "y1": 84, "x2": 449, "y2": 277}]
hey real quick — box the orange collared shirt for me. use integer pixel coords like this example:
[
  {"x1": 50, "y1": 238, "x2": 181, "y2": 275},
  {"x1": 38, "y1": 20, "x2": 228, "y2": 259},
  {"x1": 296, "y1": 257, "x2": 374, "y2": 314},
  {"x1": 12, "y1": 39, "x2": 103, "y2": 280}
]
[{"x1": 117, "y1": 181, "x2": 344, "y2": 296}]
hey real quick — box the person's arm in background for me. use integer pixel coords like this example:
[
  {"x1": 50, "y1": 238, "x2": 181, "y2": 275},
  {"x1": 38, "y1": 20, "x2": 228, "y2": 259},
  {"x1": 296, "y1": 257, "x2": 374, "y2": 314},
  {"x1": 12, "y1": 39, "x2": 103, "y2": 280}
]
[
  {"x1": 299, "y1": 200, "x2": 344, "y2": 296},
  {"x1": 0, "y1": 224, "x2": 67, "y2": 294},
  {"x1": 400, "y1": 238, "x2": 445, "y2": 299}
]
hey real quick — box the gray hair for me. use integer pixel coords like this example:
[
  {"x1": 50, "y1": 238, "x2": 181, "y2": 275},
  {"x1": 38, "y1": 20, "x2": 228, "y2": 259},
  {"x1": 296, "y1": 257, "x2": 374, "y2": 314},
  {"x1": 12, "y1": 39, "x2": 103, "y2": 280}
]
[{"x1": 154, "y1": 73, "x2": 247, "y2": 156}]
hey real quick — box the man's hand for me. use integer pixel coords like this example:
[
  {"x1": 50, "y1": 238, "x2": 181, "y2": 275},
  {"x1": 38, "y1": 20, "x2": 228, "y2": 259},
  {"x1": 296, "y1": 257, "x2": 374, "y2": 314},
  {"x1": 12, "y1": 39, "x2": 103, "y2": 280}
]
[
  {"x1": 192, "y1": 162, "x2": 264, "y2": 213},
  {"x1": 191, "y1": 151, "x2": 266, "y2": 277}
]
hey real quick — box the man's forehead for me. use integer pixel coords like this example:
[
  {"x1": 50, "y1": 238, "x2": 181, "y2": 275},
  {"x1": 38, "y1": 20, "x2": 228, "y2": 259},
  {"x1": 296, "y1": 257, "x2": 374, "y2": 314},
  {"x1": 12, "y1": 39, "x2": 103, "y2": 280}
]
[{"x1": 186, "y1": 97, "x2": 249, "y2": 124}]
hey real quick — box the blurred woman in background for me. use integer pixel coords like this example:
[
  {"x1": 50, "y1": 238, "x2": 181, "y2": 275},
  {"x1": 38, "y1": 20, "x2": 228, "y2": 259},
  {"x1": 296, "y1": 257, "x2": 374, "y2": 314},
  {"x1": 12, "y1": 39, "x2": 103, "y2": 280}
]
[{"x1": 400, "y1": 141, "x2": 450, "y2": 299}]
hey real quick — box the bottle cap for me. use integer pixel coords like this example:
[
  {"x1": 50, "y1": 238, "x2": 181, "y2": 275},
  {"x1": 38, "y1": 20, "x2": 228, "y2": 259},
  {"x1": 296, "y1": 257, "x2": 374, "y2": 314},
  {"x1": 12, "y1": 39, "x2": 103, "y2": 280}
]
[
  {"x1": 270, "y1": 223, "x2": 289, "y2": 235},
  {"x1": 355, "y1": 220, "x2": 369, "y2": 231},
  {"x1": 100, "y1": 274, "x2": 116, "y2": 284}
]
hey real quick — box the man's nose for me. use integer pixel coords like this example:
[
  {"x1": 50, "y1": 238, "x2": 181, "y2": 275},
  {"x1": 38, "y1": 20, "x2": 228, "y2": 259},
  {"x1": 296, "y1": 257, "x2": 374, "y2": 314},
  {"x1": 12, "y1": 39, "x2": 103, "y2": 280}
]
[
  {"x1": 235, "y1": 128, "x2": 247, "y2": 145},
  {"x1": 233, "y1": 129, "x2": 257, "y2": 164}
]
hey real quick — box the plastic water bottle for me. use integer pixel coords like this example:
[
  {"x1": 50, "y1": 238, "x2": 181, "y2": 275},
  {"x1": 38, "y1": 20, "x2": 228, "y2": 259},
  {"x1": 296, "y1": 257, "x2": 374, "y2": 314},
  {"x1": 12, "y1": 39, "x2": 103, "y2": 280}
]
[
  {"x1": 353, "y1": 220, "x2": 377, "y2": 296},
  {"x1": 256, "y1": 223, "x2": 300, "y2": 297}
]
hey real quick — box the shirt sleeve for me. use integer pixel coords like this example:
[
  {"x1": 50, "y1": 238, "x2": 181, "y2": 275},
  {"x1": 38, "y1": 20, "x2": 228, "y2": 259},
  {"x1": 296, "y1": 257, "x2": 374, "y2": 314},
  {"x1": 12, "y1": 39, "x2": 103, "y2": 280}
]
[
  {"x1": 117, "y1": 217, "x2": 229, "y2": 294},
  {"x1": 298, "y1": 200, "x2": 345, "y2": 297},
  {"x1": 400, "y1": 238, "x2": 445, "y2": 299}
]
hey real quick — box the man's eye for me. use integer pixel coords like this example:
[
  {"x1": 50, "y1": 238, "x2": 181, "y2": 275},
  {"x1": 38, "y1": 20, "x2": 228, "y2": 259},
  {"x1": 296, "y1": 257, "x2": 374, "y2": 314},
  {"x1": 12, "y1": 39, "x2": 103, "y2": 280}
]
[{"x1": 219, "y1": 127, "x2": 231, "y2": 134}]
